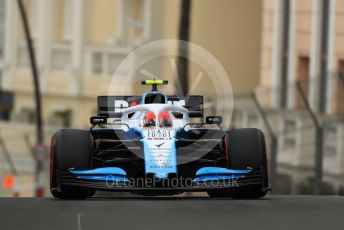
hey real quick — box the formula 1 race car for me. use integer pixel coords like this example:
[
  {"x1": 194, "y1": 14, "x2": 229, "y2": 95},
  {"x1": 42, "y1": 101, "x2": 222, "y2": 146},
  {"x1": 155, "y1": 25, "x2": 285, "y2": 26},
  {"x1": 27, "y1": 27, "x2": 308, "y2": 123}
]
[{"x1": 50, "y1": 80, "x2": 269, "y2": 199}]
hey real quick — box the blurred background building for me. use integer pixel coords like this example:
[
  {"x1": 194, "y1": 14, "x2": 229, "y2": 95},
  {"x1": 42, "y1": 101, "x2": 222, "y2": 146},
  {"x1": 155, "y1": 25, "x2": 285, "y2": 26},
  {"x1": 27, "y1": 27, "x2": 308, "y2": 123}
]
[
  {"x1": 0, "y1": 0, "x2": 343, "y2": 196},
  {"x1": 233, "y1": 0, "x2": 344, "y2": 194}
]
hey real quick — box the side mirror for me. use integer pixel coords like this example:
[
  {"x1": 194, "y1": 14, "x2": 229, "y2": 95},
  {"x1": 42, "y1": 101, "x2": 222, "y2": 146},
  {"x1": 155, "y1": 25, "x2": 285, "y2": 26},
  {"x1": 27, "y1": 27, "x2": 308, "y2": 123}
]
[
  {"x1": 90, "y1": 116, "x2": 107, "y2": 126},
  {"x1": 206, "y1": 116, "x2": 222, "y2": 125}
]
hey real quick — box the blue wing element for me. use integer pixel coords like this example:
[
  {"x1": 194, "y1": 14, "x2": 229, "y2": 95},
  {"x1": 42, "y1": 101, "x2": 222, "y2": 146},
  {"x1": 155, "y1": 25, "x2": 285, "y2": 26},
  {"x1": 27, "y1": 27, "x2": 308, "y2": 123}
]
[
  {"x1": 70, "y1": 167, "x2": 127, "y2": 176},
  {"x1": 74, "y1": 175, "x2": 129, "y2": 182},
  {"x1": 196, "y1": 167, "x2": 251, "y2": 176},
  {"x1": 193, "y1": 167, "x2": 251, "y2": 183},
  {"x1": 193, "y1": 175, "x2": 246, "y2": 182}
]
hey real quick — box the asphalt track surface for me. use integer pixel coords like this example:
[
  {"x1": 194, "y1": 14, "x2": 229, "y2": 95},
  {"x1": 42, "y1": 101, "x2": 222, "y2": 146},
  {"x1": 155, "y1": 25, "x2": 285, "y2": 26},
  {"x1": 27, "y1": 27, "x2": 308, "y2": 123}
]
[{"x1": 0, "y1": 195, "x2": 343, "y2": 230}]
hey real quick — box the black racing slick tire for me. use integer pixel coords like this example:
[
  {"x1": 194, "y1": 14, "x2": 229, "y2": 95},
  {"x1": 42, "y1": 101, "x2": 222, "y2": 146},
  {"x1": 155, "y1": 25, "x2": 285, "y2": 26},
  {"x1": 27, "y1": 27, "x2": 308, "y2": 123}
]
[
  {"x1": 207, "y1": 128, "x2": 269, "y2": 199},
  {"x1": 50, "y1": 129, "x2": 95, "y2": 199}
]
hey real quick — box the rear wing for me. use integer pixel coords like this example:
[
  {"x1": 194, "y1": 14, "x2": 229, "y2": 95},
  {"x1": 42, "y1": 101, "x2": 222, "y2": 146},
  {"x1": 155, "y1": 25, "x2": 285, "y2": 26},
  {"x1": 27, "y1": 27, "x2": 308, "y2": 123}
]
[{"x1": 97, "y1": 96, "x2": 203, "y2": 118}]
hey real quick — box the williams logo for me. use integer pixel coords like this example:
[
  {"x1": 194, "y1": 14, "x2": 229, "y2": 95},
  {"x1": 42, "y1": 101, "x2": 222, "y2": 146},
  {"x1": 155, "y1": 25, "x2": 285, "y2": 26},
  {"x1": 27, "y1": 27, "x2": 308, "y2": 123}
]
[{"x1": 155, "y1": 142, "x2": 165, "y2": 148}]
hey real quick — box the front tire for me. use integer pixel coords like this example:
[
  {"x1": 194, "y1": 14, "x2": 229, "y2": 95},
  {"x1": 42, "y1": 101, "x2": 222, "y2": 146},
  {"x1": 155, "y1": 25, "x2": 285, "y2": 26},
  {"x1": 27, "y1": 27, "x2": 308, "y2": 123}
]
[
  {"x1": 50, "y1": 129, "x2": 95, "y2": 199},
  {"x1": 207, "y1": 128, "x2": 268, "y2": 198}
]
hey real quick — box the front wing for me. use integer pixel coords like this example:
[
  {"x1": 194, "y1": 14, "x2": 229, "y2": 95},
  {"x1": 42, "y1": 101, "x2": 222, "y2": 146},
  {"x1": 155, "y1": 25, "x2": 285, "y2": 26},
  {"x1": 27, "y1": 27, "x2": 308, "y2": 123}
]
[{"x1": 56, "y1": 167, "x2": 265, "y2": 192}]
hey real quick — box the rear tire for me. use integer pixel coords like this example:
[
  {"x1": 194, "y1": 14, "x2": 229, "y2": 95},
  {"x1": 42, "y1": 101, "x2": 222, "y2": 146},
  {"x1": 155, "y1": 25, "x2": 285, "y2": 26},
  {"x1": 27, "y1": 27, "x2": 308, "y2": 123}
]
[
  {"x1": 207, "y1": 128, "x2": 268, "y2": 198},
  {"x1": 50, "y1": 129, "x2": 95, "y2": 199}
]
